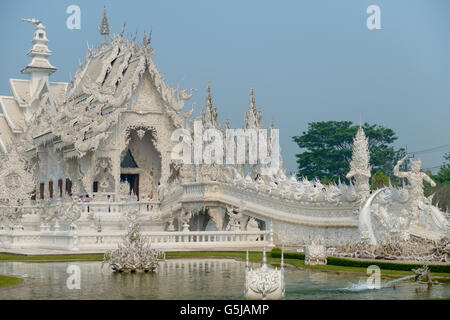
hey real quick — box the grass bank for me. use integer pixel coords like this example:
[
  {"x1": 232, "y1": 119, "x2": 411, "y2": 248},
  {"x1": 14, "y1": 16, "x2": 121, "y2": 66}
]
[
  {"x1": 0, "y1": 275, "x2": 24, "y2": 288},
  {"x1": 270, "y1": 248, "x2": 450, "y2": 275},
  {"x1": 0, "y1": 253, "x2": 103, "y2": 262},
  {"x1": 166, "y1": 251, "x2": 450, "y2": 278}
]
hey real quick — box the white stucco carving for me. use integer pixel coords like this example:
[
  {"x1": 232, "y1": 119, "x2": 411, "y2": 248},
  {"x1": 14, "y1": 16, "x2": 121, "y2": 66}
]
[
  {"x1": 0, "y1": 144, "x2": 35, "y2": 206},
  {"x1": 304, "y1": 244, "x2": 327, "y2": 265},
  {"x1": 245, "y1": 248, "x2": 284, "y2": 300},
  {"x1": 0, "y1": 12, "x2": 447, "y2": 254},
  {"x1": 346, "y1": 125, "x2": 371, "y2": 202}
]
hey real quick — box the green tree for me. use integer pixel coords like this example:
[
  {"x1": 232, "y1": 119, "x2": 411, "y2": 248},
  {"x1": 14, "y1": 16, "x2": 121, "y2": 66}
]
[
  {"x1": 293, "y1": 121, "x2": 403, "y2": 182},
  {"x1": 432, "y1": 152, "x2": 450, "y2": 185},
  {"x1": 424, "y1": 184, "x2": 450, "y2": 212},
  {"x1": 320, "y1": 176, "x2": 332, "y2": 185},
  {"x1": 424, "y1": 152, "x2": 450, "y2": 211},
  {"x1": 370, "y1": 170, "x2": 389, "y2": 190}
]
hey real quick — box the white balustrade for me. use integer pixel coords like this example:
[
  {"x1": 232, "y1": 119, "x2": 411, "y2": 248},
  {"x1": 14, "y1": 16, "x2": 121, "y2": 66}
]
[
  {"x1": 0, "y1": 228, "x2": 272, "y2": 251},
  {"x1": 77, "y1": 200, "x2": 160, "y2": 214}
]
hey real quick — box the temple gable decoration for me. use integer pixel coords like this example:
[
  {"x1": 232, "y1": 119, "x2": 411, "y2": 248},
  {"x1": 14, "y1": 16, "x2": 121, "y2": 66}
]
[{"x1": 0, "y1": 144, "x2": 35, "y2": 205}]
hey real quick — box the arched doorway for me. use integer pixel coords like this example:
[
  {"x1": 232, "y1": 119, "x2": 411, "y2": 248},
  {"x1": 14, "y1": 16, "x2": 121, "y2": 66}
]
[{"x1": 120, "y1": 128, "x2": 161, "y2": 200}]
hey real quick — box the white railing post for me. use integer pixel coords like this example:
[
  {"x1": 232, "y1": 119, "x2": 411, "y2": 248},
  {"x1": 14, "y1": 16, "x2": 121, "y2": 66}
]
[
  {"x1": 71, "y1": 224, "x2": 80, "y2": 251},
  {"x1": 269, "y1": 220, "x2": 274, "y2": 246}
]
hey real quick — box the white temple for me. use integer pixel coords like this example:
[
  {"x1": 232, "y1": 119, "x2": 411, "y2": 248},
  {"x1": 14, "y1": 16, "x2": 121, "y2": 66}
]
[{"x1": 0, "y1": 12, "x2": 448, "y2": 252}]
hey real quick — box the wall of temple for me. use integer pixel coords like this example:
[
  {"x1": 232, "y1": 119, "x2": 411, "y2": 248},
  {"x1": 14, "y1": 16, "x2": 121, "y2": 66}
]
[
  {"x1": 272, "y1": 221, "x2": 360, "y2": 246},
  {"x1": 112, "y1": 72, "x2": 179, "y2": 186},
  {"x1": 35, "y1": 144, "x2": 71, "y2": 199}
]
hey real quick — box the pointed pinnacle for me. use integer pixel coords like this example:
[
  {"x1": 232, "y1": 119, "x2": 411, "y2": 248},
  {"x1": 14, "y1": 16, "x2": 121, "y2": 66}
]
[
  {"x1": 99, "y1": 6, "x2": 110, "y2": 36},
  {"x1": 119, "y1": 22, "x2": 126, "y2": 38}
]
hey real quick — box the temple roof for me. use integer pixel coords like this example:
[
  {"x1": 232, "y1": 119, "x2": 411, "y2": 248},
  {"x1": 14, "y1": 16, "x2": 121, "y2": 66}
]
[
  {"x1": 67, "y1": 29, "x2": 152, "y2": 101},
  {"x1": 9, "y1": 78, "x2": 67, "y2": 107},
  {"x1": 56, "y1": 24, "x2": 194, "y2": 157},
  {"x1": 0, "y1": 14, "x2": 196, "y2": 158},
  {"x1": 48, "y1": 81, "x2": 68, "y2": 106},
  {"x1": 0, "y1": 96, "x2": 25, "y2": 132},
  {"x1": 0, "y1": 115, "x2": 14, "y2": 153},
  {"x1": 9, "y1": 79, "x2": 31, "y2": 106},
  {"x1": 0, "y1": 77, "x2": 68, "y2": 155}
]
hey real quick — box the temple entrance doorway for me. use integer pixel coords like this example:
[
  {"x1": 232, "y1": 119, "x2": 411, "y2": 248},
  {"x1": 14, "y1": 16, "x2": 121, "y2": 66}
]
[
  {"x1": 120, "y1": 128, "x2": 162, "y2": 201},
  {"x1": 120, "y1": 173, "x2": 139, "y2": 199}
]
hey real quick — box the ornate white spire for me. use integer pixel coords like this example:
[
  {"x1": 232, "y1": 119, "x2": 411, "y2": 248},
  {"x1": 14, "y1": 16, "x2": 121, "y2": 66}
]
[
  {"x1": 99, "y1": 7, "x2": 110, "y2": 43},
  {"x1": 244, "y1": 88, "x2": 262, "y2": 129},
  {"x1": 20, "y1": 18, "x2": 57, "y2": 92},
  {"x1": 350, "y1": 125, "x2": 371, "y2": 173},
  {"x1": 346, "y1": 125, "x2": 371, "y2": 201},
  {"x1": 250, "y1": 87, "x2": 256, "y2": 111},
  {"x1": 200, "y1": 83, "x2": 220, "y2": 129}
]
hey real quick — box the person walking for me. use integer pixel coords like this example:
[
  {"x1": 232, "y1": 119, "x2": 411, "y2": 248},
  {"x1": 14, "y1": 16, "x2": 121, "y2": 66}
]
[
  {"x1": 107, "y1": 194, "x2": 112, "y2": 213},
  {"x1": 85, "y1": 194, "x2": 91, "y2": 213}
]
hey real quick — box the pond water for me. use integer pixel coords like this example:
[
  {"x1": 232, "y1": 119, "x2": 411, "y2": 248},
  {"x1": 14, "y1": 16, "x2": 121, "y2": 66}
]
[{"x1": 0, "y1": 259, "x2": 449, "y2": 300}]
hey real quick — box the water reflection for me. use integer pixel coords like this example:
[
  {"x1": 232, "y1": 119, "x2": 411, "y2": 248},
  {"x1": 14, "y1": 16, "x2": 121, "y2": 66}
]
[{"x1": 0, "y1": 259, "x2": 449, "y2": 300}]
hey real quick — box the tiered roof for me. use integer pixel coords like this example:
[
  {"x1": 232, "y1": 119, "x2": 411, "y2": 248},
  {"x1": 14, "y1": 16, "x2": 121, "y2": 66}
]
[
  {"x1": 55, "y1": 17, "x2": 194, "y2": 157},
  {"x1": 0, "y1": 19, "x2": 68, "y2": 153}
]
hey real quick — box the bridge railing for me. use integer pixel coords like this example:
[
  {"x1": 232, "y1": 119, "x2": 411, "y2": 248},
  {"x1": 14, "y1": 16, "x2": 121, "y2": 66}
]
[
  {"x1": 0, "y1": 200, "x2": 162, "y2": 216},
  {"x1": 0, "y1": 229, "x2": 273, "y2": 251},
  {"x1": 77, "y1": 200, "x2": 160, "y2": 214}
]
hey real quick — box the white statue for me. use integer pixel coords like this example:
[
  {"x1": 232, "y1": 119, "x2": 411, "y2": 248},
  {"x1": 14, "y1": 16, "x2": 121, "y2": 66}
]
[
  {"x1": 304, "y1": 244, "x2": 327, "y2": 265},
  {"x1": 104, "y1": 217, "x2": 165, "y2": 272},
  {"x1": 226, "y1": 206, "x2": 242, "y2": 231},
  {"x1": 244, "y1": 248, "x2": 284, "y2": 300},
  {"x1": 394, "y1": 156, "x2": 436, "y2": 200}
]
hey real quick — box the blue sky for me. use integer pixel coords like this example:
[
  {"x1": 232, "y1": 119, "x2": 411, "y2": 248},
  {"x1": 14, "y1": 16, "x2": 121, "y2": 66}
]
[{"x1": 1, "y1": 0, "x2": 449, "y2": 174}]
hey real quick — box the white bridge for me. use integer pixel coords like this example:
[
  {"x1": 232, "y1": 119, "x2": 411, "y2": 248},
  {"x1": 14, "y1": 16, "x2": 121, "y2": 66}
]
[
  {"x1": 0, "y1": 180, "x2": 359, "y2": 252},
  {"x1": 1, "y1": 178, "x2": 448, "y2": 252}
]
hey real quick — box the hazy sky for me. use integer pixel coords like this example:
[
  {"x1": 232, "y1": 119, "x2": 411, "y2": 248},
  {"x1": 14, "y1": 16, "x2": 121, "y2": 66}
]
[{"x1": 1, "y1": 0, "x2": 449, "y2": 174}]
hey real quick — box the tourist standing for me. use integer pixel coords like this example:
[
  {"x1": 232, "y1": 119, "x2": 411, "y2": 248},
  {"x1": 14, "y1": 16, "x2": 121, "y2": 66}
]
[
  {"x1": 85, "y1": 194, "x2": 91, "y2": 213},
  {"x1": 107, "y1": 194, "x2": 112, "y2": 213},
  {"x1": 147, "y1": 193, "x2": 152, "y2": 211}
]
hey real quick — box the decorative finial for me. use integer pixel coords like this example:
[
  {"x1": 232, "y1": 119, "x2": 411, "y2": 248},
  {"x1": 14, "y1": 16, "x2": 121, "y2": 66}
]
[
  {"x1": 250, "y1": 87, "x2": 256, "y2": 109},
  {"x1": 99, "y1": 6, "x2": 110, "y2": 37},
  {"x1": 21, "y1": 18, "x2": 42, "y2": 26},
  {"x1": 147, "y1": 29, "x2": 152, "y2": 45},
  {"x1": 262, "y1": 245, "x2": 267, "y2": 266},
  {"x1": 131, "y1": 28, "x2": 138, "y2": 44},
  {"x1": 225, "y1": 118, "x2": 230, "y2": 129},
  {"x1": 20, "y1": 17, "x2": 57, "y2": 78},
  {"x1": 119, "y1": 22, "x2": 127, "y2": 38},
  {"x1": 206, "y1": 82, "x2": 213, "y2": 107}
]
